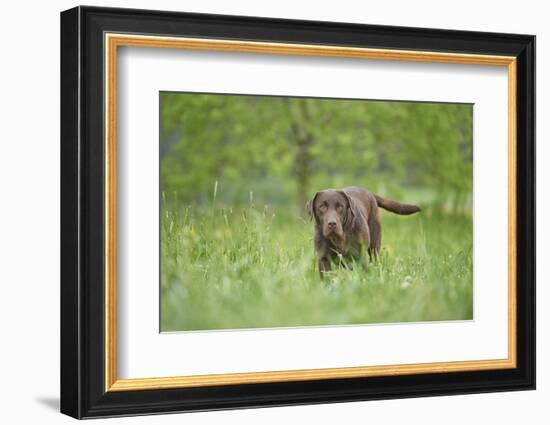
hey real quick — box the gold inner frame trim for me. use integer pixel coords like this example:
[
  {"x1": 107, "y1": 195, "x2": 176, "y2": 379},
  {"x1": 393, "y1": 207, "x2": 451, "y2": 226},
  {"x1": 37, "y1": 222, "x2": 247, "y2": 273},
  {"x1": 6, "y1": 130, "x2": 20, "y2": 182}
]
[{"x1": 104, "y1": 33, "x2": 518, "y2": 392}]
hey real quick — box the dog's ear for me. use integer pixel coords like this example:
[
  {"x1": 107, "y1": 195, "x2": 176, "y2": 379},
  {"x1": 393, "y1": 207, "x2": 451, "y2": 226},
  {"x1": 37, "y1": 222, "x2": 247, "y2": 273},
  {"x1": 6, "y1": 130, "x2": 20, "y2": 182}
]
[
  {"x1": 338, "y1": 190, "x2": 357, "y2": 229},
  {"x1": 305, "y1": 199, "x2": 312, "y2": 219},
  {"x1": 306, "y1": 192, "x2": 320, "y2": 223}
]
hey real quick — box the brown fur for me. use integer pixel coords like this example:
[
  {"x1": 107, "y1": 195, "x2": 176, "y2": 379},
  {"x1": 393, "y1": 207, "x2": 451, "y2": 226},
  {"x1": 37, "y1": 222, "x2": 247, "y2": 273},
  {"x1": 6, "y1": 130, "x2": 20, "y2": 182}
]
[{"x1": 306, "y1": 187, "x2": 420, "y2": 277}]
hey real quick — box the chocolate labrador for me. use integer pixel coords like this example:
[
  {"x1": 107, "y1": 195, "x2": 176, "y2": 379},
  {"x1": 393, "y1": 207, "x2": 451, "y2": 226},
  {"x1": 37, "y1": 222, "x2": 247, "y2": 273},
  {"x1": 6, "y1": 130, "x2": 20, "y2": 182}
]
[{"x1": 307, "y1": 187, "x2": 420, "y2": 277}]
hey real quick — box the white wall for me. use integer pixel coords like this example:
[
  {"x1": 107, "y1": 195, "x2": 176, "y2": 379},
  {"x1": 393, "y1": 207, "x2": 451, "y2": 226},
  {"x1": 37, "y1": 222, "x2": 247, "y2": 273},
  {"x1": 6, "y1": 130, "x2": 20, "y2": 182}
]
[{"x1": 0, "y1": 0, "x2": 545, "y2": 423}]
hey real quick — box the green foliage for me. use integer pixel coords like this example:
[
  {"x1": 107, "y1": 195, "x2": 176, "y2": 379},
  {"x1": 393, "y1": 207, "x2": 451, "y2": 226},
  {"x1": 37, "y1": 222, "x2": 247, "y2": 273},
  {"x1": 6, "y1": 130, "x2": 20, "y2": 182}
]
[
  {"x1": 160, "y1": 93, "x2": 472, "y2": 211},
  {"x1": 160, "y1": 198, "x2": 473, "y2": 331}
]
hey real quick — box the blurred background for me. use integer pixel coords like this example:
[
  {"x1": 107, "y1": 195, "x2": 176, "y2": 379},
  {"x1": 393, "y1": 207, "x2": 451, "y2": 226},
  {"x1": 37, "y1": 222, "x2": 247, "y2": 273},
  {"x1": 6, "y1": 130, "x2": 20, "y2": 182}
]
[{"x1": 160, "y1": 93, "x2": 473, "y2": 213}]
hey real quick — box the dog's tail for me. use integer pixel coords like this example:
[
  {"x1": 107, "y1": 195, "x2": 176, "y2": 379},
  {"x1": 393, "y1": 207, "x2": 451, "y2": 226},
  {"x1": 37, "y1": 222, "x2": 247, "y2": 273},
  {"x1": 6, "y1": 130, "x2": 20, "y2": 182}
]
[{"x1": 374, "y1": 195, "x2": 421, "y2": 215}]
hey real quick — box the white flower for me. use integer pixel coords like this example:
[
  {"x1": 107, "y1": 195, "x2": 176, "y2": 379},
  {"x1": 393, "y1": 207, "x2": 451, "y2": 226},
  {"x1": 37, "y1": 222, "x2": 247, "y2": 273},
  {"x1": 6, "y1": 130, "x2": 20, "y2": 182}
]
[{"x1": 400, "y1": 276, "x2": 413, "y2": 289}]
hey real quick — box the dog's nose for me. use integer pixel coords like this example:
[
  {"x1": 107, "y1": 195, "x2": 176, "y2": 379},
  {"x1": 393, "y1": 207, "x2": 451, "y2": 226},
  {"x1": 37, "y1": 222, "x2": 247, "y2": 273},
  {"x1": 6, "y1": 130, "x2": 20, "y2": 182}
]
[{"x1": 328, "y1": 220, "x2": 337, "y2": 228}]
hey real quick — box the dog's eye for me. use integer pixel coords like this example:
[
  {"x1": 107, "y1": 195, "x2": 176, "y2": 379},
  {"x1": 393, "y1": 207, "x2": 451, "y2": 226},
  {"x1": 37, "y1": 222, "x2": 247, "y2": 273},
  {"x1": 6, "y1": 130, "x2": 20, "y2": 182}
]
[
  {"x1": 318, "y1": 204, "x2": 327, "y2": 213},
  {"x1": 335, "y1": 203, "x2": 343, "y2": 211}
]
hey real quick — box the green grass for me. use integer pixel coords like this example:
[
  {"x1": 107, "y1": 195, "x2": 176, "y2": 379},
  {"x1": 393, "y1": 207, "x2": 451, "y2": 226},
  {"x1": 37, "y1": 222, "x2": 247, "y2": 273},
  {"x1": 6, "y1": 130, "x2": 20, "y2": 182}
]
[{"x1": 160, "y1": 198, "x2": 473, "y2": 332}]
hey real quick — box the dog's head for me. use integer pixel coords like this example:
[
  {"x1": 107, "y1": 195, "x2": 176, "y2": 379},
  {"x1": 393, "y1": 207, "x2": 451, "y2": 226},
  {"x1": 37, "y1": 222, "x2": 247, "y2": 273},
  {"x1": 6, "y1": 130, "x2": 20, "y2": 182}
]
[{"x1": 307, "y1": 189, "x2": 356, "y2": 239}]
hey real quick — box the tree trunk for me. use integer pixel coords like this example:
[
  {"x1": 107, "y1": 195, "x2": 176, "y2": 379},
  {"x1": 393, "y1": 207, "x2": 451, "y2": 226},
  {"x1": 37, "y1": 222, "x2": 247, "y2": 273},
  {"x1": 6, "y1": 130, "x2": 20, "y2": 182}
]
[
  {"x1": 292, "y1": 99, "x2": 315, "y2": 213},
  {"x1": 296, "y1": 132, "x2": 313, "y2": 210}
]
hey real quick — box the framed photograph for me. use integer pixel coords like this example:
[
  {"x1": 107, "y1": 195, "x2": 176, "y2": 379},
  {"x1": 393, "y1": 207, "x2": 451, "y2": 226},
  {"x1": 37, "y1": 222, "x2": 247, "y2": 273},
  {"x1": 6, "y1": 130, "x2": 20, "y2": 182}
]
[{"x1": 60, "y1": 6, "x2": 535, "y2": 419}]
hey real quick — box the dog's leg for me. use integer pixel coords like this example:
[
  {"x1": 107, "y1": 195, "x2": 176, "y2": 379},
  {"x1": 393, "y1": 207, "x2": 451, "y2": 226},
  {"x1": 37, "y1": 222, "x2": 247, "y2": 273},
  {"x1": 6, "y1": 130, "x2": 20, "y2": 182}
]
[
  {"x1": 354, "y1": 223, "x2": 371, "y2": 272},
  {"x1": 319, "y1": 257, "x2": 331, "y2": 278},
  {"x1": 368, "y1": 214, "x2": 381, "y2": 261}
]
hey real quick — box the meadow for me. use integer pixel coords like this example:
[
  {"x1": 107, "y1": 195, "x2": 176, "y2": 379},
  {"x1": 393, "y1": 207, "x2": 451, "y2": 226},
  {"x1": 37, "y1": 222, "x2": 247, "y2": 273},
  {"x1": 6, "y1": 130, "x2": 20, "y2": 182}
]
[{"x1": 160, "y1": 193, "x2": 473, "y2": 332}]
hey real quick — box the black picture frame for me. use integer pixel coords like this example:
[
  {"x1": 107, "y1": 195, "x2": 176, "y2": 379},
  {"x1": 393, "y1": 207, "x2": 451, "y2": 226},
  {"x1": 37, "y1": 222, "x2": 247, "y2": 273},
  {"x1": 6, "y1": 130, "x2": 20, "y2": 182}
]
[{"x1": 61, "y1": 5, "x2": 535, "y2": 419}]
